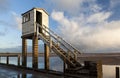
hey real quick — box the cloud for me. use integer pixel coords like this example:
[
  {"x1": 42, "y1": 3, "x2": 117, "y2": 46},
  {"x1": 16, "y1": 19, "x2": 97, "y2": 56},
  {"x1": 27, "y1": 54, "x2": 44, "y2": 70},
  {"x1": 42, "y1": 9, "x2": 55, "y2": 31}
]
[
  {"x1": 87, "y1": 12, "x2": 111, "y2": 23},
  {"x1": 110, "y1": 0, "x2": 120, "y2": 8},
  {"x1": 51, "y1": 0, "x2": 120, "y2": 53},
  {"x1": 0, "y1": 12, "x2": 22, "y2": 31},
  {"x1": 11, "y1": 12, "x2": 22, "y2": 30},
  {"x1": 0, "y1": 44, "x2": 44, "y2": 53},
  {"x1": 0, "y1": 0, "x2": 22, "y2": 30},
  {"x1": 50, "y1": 0, "x2": 82, "y2": 14},
  {"x1": 0, "y1": 0, "x2": 9, "y2": 14},
  {"x1": 45, "y1": 0, "x2": 101, "y2": 15}
]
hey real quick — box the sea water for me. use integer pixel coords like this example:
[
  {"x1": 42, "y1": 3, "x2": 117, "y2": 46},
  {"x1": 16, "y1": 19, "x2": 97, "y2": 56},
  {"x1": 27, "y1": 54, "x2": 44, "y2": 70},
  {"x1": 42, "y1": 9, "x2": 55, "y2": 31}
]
[
  {"x1": 0, "y1": 57, "x2": 119, "y2": 78},
  {"x1": 0, "y1": 57, "x2": 63, "y2": 71}
]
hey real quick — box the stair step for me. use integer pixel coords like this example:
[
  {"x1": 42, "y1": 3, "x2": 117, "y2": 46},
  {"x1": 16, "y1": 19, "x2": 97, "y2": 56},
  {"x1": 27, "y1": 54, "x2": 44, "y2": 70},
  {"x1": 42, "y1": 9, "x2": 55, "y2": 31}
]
[{"x1": 38, "y1": 31, "x2": 81, "y2": 68}]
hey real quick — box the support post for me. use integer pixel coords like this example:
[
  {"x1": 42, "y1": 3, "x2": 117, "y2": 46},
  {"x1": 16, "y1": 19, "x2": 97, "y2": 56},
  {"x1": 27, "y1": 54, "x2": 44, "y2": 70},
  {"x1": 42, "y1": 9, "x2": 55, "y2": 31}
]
[
  {"x1": 44, "y1": 43, "x2": 49, "y2": 70},
  {"x1": 0, "y1": 56, "x2": 1, "y2": 63},
  {"x1": 18, "y1": 55, "x2": 20, "y2": 66},
  {"x1": 116, "y1": 67, "x2": 119, "y2": 78},
  {"x1": 97, "y1": 61, "x2": 103, "y2": 78},
  {"x1": 17, "y1": 74, "x2": 20, "y2": 78},
  {"x1": 22, "y1": 38, "x2": 27, "y2": 67},
  {"x1": 32, "y1": 35, "x2": 38, "y2": 69},
  {"x1": 64, "y1": 62, "x2": 67, "y2": 73},
  {"x1": 7, "y1": 56, "x2": 9, "y2": 65},
  {"x1": 22, "y1": 73, "x2": 26, "y2": 78}
]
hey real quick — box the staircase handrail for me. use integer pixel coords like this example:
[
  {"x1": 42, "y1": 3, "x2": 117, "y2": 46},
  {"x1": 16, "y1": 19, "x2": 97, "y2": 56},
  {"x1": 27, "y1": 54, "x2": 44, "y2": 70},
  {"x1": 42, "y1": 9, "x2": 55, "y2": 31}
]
[
  {"x1": 36, "y1": 23, "x2": 72, "y2": 53},
  {"x1": 44, "y1": 25, "x2": 81, "y2": 54},
  {"x1": 36, "y1": 22, "x2": 81, "y2": 55}
]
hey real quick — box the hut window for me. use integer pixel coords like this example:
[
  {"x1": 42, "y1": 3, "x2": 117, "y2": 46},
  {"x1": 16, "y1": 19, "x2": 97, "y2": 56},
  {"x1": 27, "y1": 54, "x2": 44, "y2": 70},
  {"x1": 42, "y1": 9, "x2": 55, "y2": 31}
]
[{"x1": 22, "y1": 13, "x2": 30, "y2": 23}]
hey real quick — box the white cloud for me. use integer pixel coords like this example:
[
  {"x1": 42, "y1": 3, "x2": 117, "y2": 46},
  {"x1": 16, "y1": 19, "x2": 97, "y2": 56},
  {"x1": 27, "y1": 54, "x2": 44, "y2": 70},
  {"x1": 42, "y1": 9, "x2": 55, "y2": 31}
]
[
  {"x1": 50, "y1": 0, "x2": 83, "y2": 14},
  {"x1": 51, "y1": 11, "x2": 64, "y2": 21},
  {"x1": 49, "y1": 0, "x2": 120, "y2": 53},
  {"x1": 46, "y1": 0, "x2": 101, "y2": 15},
  {"x1": 51, "y1": 9, "x2": 120, "y2": 53},
  {"x1": 87, "y1": 12, "x2": 111, "y2": 23},
  {"x1": 11, "y1": 12, "x2": 22, "y2": 30}
]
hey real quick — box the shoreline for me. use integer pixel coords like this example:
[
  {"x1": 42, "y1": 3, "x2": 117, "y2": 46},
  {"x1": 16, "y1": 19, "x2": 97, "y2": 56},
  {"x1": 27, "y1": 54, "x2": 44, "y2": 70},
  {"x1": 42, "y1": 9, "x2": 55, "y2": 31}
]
[{"x1": 0, "y1": 52, "x2": 120, "y2": 65}]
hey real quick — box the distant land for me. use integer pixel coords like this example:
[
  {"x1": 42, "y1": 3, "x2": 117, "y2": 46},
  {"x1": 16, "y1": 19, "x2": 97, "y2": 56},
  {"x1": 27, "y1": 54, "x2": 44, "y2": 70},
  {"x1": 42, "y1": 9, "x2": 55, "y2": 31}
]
[
  {"x1": 1, "y1": 44, "x2": 120, "y2": 53},
  {"x1": 0, "y1": 52, "x2": 120, "y2": 65},
  {"x1": 78, "y1": 53, "x2": 120, "y2": 65},
  {"x1": 0, "y1": 44, "x2": 44, "y2": 53}
]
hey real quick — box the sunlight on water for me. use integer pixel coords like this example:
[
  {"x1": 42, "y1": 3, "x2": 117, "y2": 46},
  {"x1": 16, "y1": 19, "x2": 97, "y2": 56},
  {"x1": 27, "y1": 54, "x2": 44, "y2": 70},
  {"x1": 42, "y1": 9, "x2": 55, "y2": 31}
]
[{"x1": 103, "y1": 65, "x2": 120, "y2": 78}]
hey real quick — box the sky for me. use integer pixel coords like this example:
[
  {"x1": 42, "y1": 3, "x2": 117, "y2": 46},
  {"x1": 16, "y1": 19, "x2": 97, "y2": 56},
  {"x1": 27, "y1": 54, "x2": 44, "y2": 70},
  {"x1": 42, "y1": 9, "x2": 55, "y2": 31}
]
[{"x1": 0, "y1": 0, "x2": 120, "y2": 53}]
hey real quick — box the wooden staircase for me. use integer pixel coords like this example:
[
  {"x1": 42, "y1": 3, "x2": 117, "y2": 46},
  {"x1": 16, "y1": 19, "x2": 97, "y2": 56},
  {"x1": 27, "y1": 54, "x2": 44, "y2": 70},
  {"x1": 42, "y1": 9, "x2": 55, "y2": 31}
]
[
  {"x1": 33, "y1": 23, "x2": 102, "y2": 77},
  {"x1": 36, "y1": 23, "x2": 82, "y2": 69}
]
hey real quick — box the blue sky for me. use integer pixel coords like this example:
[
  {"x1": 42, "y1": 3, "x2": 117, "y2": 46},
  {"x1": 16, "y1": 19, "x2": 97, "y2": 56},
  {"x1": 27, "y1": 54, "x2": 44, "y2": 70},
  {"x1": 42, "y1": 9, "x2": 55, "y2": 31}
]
[{"x1": 0, "y1": 0, "x2": 120, "y2": 53}]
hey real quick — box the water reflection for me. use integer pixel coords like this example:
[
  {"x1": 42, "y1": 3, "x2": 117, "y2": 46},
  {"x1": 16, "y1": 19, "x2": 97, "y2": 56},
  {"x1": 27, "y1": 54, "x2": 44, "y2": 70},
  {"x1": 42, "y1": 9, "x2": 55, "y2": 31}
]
[
  {"x1": 12, "y1": 73, "x2": 63, "y2": 78},
  {"x1": 11, "y1": 73, "x2": 34, "y2": 78},
  {"x1": 21, "y1": 73, "x2": 27, "y2": 78},
  {"x1": 0, "y1": 57, "x2": 119, "y2": 78},
  {"x1": 10, "y1": 74, "x2": 26, "y2": 78},
  {"x1": 12, "y1": 73, "x2": 97, "y2": 78}
]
